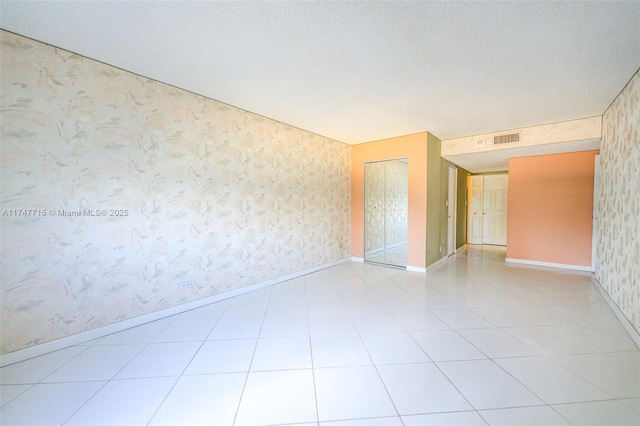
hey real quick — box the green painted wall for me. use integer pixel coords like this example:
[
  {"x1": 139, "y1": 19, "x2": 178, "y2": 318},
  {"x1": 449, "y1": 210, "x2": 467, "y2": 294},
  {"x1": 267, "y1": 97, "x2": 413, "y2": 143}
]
[
  {"x1": 456, "y1": 167, "x2": 471, "y2": 249},
  {"x1": 426, "y1": 132, "x2": 471, "y2": 267},
  {"x1": 426, "y1": 133, "x2": 442, "y2": 266}
]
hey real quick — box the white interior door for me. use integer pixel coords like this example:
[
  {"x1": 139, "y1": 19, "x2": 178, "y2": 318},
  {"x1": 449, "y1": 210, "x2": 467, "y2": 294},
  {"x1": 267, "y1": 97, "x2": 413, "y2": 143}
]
[
  {"x1": 482, "y1": 174, "x2": 508, "y2": 246},
  {"x1": 467, "y1": 175, "x2": 483, "y2": 244},
  {"x1": 447, "y1": 166, "x2": 457, "y2": 255}
]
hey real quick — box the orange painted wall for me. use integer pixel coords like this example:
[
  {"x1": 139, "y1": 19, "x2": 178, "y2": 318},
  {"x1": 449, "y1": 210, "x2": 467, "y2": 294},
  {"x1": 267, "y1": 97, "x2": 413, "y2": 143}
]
[
  {"x1": 506, "y1": 150, "x2": 599, "y2": 266},
  {"x1": 351, "y1": 132, "x2": 428, "y2": 268}
]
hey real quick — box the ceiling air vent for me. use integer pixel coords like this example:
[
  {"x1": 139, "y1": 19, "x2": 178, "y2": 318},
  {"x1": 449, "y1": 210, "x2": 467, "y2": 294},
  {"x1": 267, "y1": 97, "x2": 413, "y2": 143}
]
[{"x1": 493, "y1": 133, "x2": 520, "y2": 145}]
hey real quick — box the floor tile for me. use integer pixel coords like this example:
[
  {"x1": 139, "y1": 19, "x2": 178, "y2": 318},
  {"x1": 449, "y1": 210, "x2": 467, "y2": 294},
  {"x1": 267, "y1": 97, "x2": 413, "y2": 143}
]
[
  {"x1": 251, "y1": 336, "x2": 312, "y2": 371},
  {"x1": 552, "y1": 400, "x2": 640, "y2": 425},
  {"x1": 115, "y1": 341, "x2": 201, "y2": 379},
  {"x1": 0, "y1": 384, "x2": 31, "y2": 407},
  {"x1": 471, "y1": 307, "x2": 541, "y2": 327},
  {"x1": 478, "y1": 406, "x2": 571, "y2": 425},
  {"x1": 223, "y1": 291, "x2": 271, "y2": 317},
  {"x1": 152, "y1": 317, "x2": 218, "y2": 342},
  {"x1": 42, "y1": 344, "x2": 144, "y2": 382},
  {"x1": 551, "y1": 353, "x2": 640, "y2": 398},
  {"x1": 4, "y1": 248, "x2": 639, "y2": 425},
  {"x1": 96, "y1": 318, "x2": 174, "y2": 345},
  {"x1": 320, "y1": 416, "x2": 402, "y2": 425},
  {"x1": 495, "y1": 357, "x2": 610, "y2": 404},
  {"x1": 149, "y1": 373, "x2": 246, "y2": 425},
  {"x1": 207, "y1": 316, "x2": 264, "y2": 340},
  {"x1": 431, "y1": 309, "x2": 495, "y2": 329},
  {"x1": 173, "y1": 300, "x2": 230, "y2": 319},
  {"x1": 308, "y1": 313, "x2": 358, "y2": 335},
  {"x1": 377, "y1": 362, "x2": 472, "y2": 414},
  {"x1": 64, "y1": 377, "x2": 176, "y2": 425},
  {"x1": 391, "y1": 310, "x2": 450, "y2": 332},
  {"x1": 351, "y1": 312, "x2": 405, "y2": 334},
  {"x1": 183, "y1": 339, "x2": 256, "y2": 375},
  {"x1": 306, "y1": 298, "x2": 348, "y2": 314},
  {"x1": 414, "y1": 293, "x2": 462, "y2": 310},
  {"x1": 311, "y1": 334, "x2": 372, "y2": 367},
  {"x1": 502, "y1": 326, "x2": 592, "y2": 355},
  {"x1": 600, "y1": 351, "x2": 640, "y2": 374},
  {"x1": 411, "y1": 330, "x2": 486, "y2": 361},
  {"x1": 260, "y1": 314, "x2": 309, "y2": 338},
  {"x1": 450, "y1": 294, "x2": 502, "y2": 309},
  {"x1": 0, "y1": 381, "x2": 104, "y2": 425},
  {"x1": 572, "y1": 327, "x2": 639, "y2": 353},
  {"x1": 343, "y1": 296, "x2": 387, "y2": 313},
  {"x1": 438, "y1": 360, "x2": 543, "y2": 410},
  {"x1": 267, "y1": 293, "x2": 308, "y2": 315},
  {"x1": 458, "y1": 328, "x2": 540, "y2": 358},
  {"x1": 0, "y1": 346, "x2": 87, "y2": 384},
  {"x1": 402, "y1": 411, "x2": 487, "y2": 425},
  {"x1": 481, "y1": 292, "x2": 538, "y2": 308},
  {"x1": 315, "y1": 366, "x2": 397, "y2": 421},
  {"x1": 360, "y1": 332, "x2": 431, "y2": 364},
  {"x1": 235, "y1": 369, "x2": 317, "y2": 425},
  {"x1": 619, "y1": 398, "x2": 640, "y2": 413}
]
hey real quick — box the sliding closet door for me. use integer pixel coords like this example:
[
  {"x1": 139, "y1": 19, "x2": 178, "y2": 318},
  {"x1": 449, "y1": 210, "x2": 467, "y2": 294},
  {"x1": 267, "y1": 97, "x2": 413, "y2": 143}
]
[{"x1": 364, "y1": 159, "x2": 408, "y2": 267}]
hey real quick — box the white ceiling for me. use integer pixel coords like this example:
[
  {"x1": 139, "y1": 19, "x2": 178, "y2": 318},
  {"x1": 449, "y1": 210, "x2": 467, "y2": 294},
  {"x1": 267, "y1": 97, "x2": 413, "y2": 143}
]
[{"x1": 1, "y1": 1, "x2": 639, "y2": 169}]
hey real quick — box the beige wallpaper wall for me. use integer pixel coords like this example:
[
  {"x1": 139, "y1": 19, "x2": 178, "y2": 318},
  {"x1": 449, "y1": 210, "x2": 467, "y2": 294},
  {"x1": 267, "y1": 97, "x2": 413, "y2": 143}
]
[
  {"x1": 597, "y1": 70, "x2": 639, "y2": 333},
  {"x1": 0, "y1": 31, "x2": 351, "y2": 354}
]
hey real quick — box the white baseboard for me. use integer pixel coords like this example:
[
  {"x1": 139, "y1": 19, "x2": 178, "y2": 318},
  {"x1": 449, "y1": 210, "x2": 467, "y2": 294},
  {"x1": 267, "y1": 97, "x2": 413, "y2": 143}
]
[
  {"x1": 426, "y1": 256, "x2": 449, "y2": 272},
  {"x1": 0, "y1": 257, "x2": 351, "y2": 367},
  {"x1": 455, "y1": 244, "x2": 468, "y2": 254},
  {"x1": 592, "y1": 278, "x2": 640, "y2": 349},
  {"x1": 505, "y1": 257, "x2": 592, "y2": 272},
  {"x1": 351, "y1": 256, "x2": 364, "y2": 263},
  {"x1": 406, "y1": 265, "x2": 427, "y2": 273}
]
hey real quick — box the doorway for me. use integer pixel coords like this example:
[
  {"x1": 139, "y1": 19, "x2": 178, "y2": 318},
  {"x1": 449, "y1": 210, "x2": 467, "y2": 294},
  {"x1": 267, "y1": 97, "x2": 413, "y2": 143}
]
[
  {"x1": 447, "y1": 166, "x2": 457, "y2": 256},
  {"x1": 467, "y1": 174, "x2": 508, "y2": 246},
  {"x1": 364, "y1": 159, "x2": 408, "y2": 268}
]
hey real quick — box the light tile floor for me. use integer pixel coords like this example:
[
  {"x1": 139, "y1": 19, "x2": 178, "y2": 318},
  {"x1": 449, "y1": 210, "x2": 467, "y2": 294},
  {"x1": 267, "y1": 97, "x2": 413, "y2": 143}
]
[{"x1": 1, "y1": 246, "x2": 639, "y2": 425}]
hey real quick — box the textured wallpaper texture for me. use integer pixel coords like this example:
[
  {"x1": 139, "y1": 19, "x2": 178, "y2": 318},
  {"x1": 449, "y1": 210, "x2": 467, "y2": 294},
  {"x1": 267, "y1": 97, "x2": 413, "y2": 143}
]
[
  {"x1": 363, "y1": 160, "x2": 408, "y2": 253},
  {"x1": 0, "y1": 31, "x2": 351, "y2": 354},
  {"x1": 597, "y1": 70, "x2": 639, "y2": 333}
]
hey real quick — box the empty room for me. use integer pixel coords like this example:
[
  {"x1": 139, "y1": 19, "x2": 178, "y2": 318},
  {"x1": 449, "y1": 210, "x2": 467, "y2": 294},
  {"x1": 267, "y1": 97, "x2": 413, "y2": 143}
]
[{"x1": 1, "y1": 2, "x2": 639, "y2": 426}]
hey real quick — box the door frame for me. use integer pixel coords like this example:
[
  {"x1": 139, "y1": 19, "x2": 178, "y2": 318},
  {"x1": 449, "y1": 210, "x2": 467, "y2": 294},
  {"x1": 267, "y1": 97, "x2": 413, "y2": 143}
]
[{"x1": 447, "y1": 166, "x2": 458, "y2": 256}]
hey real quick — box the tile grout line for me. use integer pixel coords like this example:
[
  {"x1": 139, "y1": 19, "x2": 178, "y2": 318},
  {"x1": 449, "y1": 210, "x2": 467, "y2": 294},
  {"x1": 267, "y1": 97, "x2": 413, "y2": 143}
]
[{"x1": 145, "y1": 302, "x2": 231, "y2": 426}]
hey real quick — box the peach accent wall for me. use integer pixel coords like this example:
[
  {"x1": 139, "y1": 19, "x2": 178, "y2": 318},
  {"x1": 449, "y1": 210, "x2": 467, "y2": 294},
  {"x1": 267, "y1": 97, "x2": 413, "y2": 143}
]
[
  {"x1": 506, "y1": 150, "x2": 599, "y2": 266},
  {"x1": 352, "y1": 133, "x2": 427, "y2": 268}
]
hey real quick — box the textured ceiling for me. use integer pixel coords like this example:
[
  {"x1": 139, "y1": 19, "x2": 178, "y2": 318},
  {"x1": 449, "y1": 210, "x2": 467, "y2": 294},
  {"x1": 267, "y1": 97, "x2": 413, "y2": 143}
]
[{"x1": 1, "y1": 1, "x2": 639, "y2": 149}]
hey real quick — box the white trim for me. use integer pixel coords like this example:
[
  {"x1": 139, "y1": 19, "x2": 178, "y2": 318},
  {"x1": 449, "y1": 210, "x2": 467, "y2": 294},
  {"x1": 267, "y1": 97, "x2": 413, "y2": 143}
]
[
  {"x1": 426, "y1": 256, "x2": 449, "y2": 272},
  {"x1": 592, "y1": 278, "x2": 640, "y2": 349},
  {"x1": 455, "y1": 244, "x2": 468, "y2": 254},
  {"x1": 406, "y1": 265, "x2": 427, "y2": 274},
  {"x1": 447, "y1": 166, "x2": 457, "y2": 256},
  {"x1": 351, "y1": 256, "x2": 364, "y2": 263},
  {"x1": 505, "y1": 257, "x2": 592, "y2": 272},
  {"x1": 0, "y1": 257, "x2": 351, "y2": 367}
]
